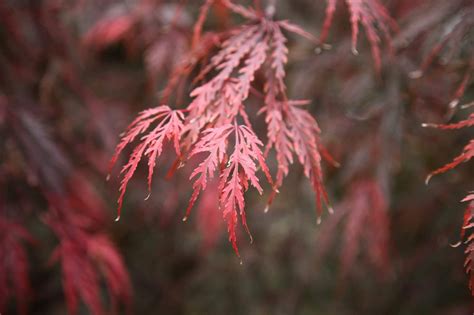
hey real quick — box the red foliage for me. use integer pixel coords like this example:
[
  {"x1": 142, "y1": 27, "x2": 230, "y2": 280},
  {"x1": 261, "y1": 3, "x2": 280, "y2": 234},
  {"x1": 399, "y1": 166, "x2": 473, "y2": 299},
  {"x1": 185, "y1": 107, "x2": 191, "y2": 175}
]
[
  {"x1": 412, "y1": 5, "x2": 474, "y2": 77},
  {"x1": 426, "y1": 139, "x2": 474, "y2": 184},
  {"x1": 44, "y1": 193, "x2": 131, "y2": 315},
  {"x1": 83, "y1": 14, "x2": 135, "y2": 51},
  {"x1": 263, "y1": 100, "x2": 330, "y2": 216},
  {"x1": 425, "y1": 104, "x2": 473, "y2": 294},
  {"x1": 186, "y1": 124, "x2": 234, "y2": 218},
  {"x1": 320, "y1": 0, "x2": 397, "y2": 72},
  {"x1": 216, "y1": 123, "x2": 272, "y2": 255},
  {"x1": 46, "y1": 227, "x2": 131, "y2": 315},
  {"x1": 0, "y1": 217, "x2": 34, "y2": 315},
  {"x1": 424, "y1": 113, "x2": 474, "y2": 184},
  {"x1": 109, "y1": 106, "x2": 185, "y2": 220},
  {"x1": 460, "y1": 196, "x2": 474, "y2": 295},
  {"x1": 317, "y1": 179, "x2": 390, "y2": 278},
  {"x1": 110, "y1": 1, "x2": 332, "y2": 254},
  {"x1": 2, "y1": 0, "x2": 474, "y2": 312}
]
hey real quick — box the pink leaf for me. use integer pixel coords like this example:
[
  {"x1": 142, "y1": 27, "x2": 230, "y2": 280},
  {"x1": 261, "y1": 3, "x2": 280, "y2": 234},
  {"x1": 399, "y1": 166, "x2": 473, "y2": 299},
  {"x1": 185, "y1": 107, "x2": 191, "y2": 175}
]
[
  {"x1": 109, "y1": 105, "x2": 185, "y2": 220},
  {"x1": 320, "y1": 0, "x2": 397, "y2": 72},
  {"x1": 426, "y1": 140, "x2": 474, "y2": 184}
]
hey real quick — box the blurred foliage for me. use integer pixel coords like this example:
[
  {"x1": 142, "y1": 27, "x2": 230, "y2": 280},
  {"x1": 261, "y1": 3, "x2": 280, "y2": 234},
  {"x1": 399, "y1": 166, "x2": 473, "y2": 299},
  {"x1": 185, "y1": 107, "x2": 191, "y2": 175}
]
[{"x1": 0, "y1": 0, "x2": 473, "y2": 314}]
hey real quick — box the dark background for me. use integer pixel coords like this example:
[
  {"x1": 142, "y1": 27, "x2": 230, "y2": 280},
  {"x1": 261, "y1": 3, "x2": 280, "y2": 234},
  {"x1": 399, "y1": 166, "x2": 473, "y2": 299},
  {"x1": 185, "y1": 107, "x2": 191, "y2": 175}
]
[{"x1": 0, "y1": 0, "x2": 473, "y2": 314}]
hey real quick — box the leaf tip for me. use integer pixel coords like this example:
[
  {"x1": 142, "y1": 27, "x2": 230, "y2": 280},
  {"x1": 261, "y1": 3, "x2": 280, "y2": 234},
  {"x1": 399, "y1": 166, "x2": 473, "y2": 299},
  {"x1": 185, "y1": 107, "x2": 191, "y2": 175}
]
[
  {"x1": 144, "y1": 192, "x2": 151, "y2": 201},
  {"x1": 449, "y1": 99, "x2": 459, "y2": 109},
  {"x1": 421, "y1": 123, "x2": 437, "y2": 128},
  {"x1": 460, "y1": 101, "x2": 474, "y2": 109},
  {"x1": 322, "y1": 43, "x2": 332, "y2": 50},
  {"x1": 425, "y1": 174, "x2": 433, "y2": 185},
  {"x1": 409, "y1": 70, "x2": 423, "y2": 79},
  {"x1": 450, "y1": 241, "x2": 462, "y2": 248}
]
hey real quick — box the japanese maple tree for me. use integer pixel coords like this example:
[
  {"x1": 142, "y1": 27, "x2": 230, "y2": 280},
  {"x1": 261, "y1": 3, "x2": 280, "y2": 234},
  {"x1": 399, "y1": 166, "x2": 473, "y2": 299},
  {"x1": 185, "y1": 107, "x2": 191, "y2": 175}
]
[
  {"x1": 0, "y1": 0, "x2": 473, "y2": 314},
  {"x1": 109, "y1": 1, "x2": 332, "y2": 254}
]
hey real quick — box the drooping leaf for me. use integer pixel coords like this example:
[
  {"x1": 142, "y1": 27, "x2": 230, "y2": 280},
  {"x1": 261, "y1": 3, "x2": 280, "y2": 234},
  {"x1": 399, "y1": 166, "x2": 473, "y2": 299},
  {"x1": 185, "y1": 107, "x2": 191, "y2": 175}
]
[
  {"x1": 109, "y1": 105, "x2": 185, "y2": 220},
  {"x1": 316, "y1": 179, "x2": 390, "y2": 279},
  {"x1": 0, "y1": 217, "x2": 33, "y2": 315},
  {"x1": 185, "y1": 124, "x2": 234, "y2": 219},
  {"x1": 320, "y1": 0, "x2": 397, "y2": 72},
  {"x1": 109, "y1": 2, "x2": 329, "y2": 254},
  {"x1": 218, "y1": 123, "x2": 272, "y2": 255},
  {"x1": 424, "y1": 111, "x2": 474, "y2": 184},
  {"x1": 461, "y1": 197, "x2": 474, "y2": 295}
]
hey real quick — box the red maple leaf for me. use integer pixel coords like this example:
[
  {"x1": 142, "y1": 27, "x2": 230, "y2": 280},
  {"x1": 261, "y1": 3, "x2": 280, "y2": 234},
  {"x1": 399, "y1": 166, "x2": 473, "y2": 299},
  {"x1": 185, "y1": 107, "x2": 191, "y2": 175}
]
[
  {"x1": 109, "y1": 105, "x2": 185, "y2": 220},
  {"x1": 320, "y1": 0, "x2": 397, "y2": 72},
  {"x1": 185, "y1": 124, "x2": 234, "y2": 219},
  {"x1": 316, "y1": 179, "x2": 390, "y2": 278},
  {"x1": 186, "y1": 123, "x2": 272, "y2": 255},
  {"x1": 263, "y1": 99, "x2": 330, "y2": 218},
  {"x1": 218, "y1": 123, "x2": 272, "y2": 255},
  {"x1": 46, "y1": 217, "x2": 131, "y2": 315},
  {"x1": 110, "y1": 1, "x2": 330, "y2": 255},
  {"x1": 0, "y1": 217, "x2": 34, "y2": 315},
  {"x1": 426, "y1": 139, "x2": 474, "y2": 184},
  {"x1": 83, "y1": 12, "x2": 135, "y2": 51},
  {"x1": 459, "y1": 196, "x2": 474, "y2": 295},
  {"x1": 43, "y1": 176, "x2": 132, "y2": 315},
  {"x1": 425, "y1": 105, "x2": 473, "y2": 294},
  {"x1": 424, "y1": 113, "x2": 474, "y2": 184}
]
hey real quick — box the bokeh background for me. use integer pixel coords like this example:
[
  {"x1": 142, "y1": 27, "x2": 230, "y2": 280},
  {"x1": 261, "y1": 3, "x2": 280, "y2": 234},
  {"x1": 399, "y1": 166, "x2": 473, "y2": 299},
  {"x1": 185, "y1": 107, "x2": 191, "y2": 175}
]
[{"x1": 0, "y1": 0, "x2": 473, "y2": 314}]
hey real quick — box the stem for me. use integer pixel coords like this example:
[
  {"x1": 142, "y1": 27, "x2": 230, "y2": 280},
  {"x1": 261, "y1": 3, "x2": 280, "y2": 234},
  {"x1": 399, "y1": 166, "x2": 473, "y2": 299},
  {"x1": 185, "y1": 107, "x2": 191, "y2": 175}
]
[{"x1": 254, "y1": 0, "x2": 262, "y2": 14}]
